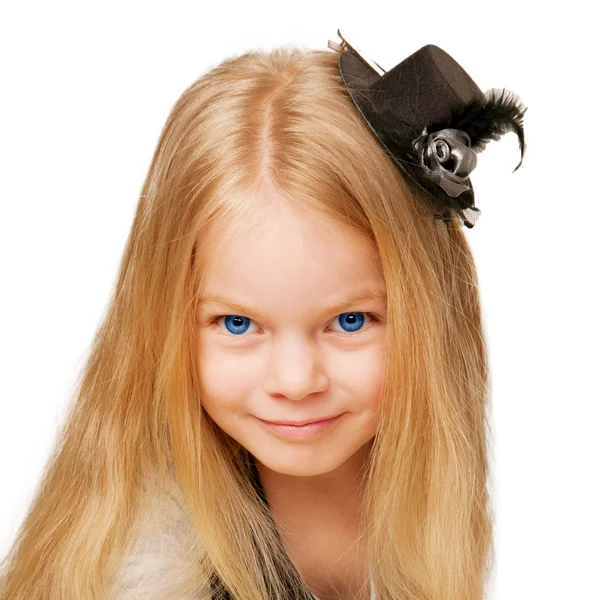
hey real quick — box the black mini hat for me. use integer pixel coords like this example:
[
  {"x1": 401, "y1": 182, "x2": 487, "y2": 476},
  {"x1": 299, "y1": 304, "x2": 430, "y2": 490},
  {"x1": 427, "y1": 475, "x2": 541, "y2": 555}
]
[{"x1": 327, "y1": 30, "x2": 528, "y2": 228}]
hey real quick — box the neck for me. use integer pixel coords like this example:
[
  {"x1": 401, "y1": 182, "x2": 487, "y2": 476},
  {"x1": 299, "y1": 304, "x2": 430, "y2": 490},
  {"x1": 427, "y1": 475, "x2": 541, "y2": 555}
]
[{"x1": 254, "y1": 440, "x2": 373, "y2": 599}]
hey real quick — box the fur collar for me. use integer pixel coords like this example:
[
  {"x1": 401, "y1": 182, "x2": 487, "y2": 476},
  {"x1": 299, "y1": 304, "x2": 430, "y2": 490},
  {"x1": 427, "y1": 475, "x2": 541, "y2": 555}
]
[{"x1": 109, "y1": 481, "x2": 212, "y2": 600}]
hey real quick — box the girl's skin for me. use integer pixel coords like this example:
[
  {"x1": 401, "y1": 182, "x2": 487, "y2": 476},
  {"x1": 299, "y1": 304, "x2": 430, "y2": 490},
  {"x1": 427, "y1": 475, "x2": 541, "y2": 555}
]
[{"x1": 195, "y1": 192, "x2": 387, "y2": 599}]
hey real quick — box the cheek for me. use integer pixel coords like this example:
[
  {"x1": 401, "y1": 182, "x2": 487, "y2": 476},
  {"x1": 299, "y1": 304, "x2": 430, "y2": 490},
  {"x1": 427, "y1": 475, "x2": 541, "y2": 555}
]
[
  {"x1": 341, "y1": 345, "x2": 386, "y2": 408},
  {"x1": 194, "y1": 337, "x2": 260, "y2": 412}
]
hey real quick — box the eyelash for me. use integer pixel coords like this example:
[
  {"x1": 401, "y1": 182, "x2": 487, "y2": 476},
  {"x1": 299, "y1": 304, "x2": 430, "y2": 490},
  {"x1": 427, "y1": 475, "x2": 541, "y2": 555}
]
[{"x1": 208, "y1": 312, "x2": 380, "y2": 339}]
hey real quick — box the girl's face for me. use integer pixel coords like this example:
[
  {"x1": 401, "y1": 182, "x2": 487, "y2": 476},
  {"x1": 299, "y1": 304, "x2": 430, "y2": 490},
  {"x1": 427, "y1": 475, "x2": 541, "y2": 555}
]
[{"x1": 194, "y1": 199, "x2": 387, "y2": 477}]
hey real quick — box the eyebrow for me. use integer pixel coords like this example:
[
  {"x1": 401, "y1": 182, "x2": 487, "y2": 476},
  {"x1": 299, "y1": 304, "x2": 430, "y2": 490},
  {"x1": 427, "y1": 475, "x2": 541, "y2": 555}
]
[{"x1": 198, "y1": 289, "x2": 387, "y2": 318}]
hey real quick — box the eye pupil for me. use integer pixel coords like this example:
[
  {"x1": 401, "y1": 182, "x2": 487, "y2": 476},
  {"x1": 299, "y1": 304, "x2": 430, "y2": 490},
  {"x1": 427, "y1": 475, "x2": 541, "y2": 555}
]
[
  {"x1": 223, "y1": 315, "x2": 251, "y2": 335},
  {"x1": 338, "y1": 312, "x2": 365, "y2": 333}
]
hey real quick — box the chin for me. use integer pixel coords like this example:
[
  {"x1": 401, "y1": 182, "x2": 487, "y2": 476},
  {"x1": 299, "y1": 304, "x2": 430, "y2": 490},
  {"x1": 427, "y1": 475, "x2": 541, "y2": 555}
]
[
  {"x1": 261, "y1": 460, "x2": 340, "y2": 477},
  {"x1": 250, "y1": 442, "x2": 363, "y2": 478}
]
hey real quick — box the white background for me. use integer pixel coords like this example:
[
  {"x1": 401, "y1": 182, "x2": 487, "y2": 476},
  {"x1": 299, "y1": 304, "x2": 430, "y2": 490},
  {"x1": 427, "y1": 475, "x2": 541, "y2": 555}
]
[{"x1": 1, "y1": 2, "x2": 598, "y2": 598}]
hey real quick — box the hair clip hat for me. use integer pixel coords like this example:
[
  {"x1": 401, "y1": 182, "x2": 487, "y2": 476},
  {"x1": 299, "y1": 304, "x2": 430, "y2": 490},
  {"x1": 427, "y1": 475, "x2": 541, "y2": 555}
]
[{"x1": 328, "y1": 30, "x2": 528, "y2": 228}]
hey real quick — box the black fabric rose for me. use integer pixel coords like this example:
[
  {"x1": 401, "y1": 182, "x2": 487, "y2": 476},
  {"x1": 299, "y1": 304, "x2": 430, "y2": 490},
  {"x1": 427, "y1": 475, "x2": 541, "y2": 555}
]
[{"x1": 412, "y1": 127, "x2": 477, "y2": 198}]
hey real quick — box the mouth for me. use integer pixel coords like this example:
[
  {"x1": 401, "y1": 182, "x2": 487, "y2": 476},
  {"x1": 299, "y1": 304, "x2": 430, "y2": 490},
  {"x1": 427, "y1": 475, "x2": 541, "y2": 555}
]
[
  {"x1": 258, "y1": 414, "x2": 344, "y2": 427},
  {"x1": 256, "y1": 413, "x2": 347, "y2": 440}
]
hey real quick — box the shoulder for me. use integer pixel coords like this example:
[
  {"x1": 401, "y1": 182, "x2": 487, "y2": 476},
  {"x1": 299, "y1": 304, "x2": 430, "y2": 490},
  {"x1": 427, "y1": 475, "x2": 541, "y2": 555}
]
[{"x1": 109, "y1": 476, "x2": 212, "y2": 600}]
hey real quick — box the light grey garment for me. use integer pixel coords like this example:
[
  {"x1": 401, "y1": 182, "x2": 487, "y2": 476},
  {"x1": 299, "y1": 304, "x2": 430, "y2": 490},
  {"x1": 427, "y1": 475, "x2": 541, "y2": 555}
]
[{"x1": 310, "y1": 562, "x2": 376, "y2": 600}]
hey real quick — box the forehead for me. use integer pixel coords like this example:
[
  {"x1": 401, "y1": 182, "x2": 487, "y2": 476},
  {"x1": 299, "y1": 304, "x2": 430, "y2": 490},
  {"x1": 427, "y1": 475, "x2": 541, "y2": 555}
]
[
  {"x1": 194, "y1": 201, "x2": 385, "y2": 318},
  {"x1": 197, "y1": 202, "x2": 382, "y2": 282}
]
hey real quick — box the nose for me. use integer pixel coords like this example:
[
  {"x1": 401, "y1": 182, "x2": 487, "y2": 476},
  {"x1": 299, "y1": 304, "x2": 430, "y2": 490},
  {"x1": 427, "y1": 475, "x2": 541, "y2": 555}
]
[{"x1": 263, "y1": 335, "x2": 329, "y2": 401}]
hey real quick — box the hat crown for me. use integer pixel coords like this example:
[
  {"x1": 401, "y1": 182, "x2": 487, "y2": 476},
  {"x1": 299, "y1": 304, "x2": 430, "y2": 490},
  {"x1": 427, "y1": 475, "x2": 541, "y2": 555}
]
[{"x1": 340, "y1": 42, "x2": 485, "y2": 132}]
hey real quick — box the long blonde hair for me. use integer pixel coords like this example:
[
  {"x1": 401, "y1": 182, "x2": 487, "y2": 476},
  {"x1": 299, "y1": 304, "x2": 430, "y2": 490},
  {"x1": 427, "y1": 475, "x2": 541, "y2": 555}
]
[{"x1": 0, "y1": 42, "x2": 493, "y2": 600}]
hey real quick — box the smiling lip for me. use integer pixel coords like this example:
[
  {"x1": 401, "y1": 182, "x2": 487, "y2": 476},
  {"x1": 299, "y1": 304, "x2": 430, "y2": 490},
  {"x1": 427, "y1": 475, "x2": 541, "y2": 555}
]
[
  {"x1": 256, "y1": 413, "x2": 347, "y2": 440},
  {"x1": 259, "y1": 415, "x2": 343, "y2": 426}
]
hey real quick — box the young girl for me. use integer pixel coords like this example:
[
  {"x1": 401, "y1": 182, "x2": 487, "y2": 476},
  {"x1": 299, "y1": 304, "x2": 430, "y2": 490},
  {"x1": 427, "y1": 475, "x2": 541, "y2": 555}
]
[{"x1": 0, "y1": 31, "x2": 526, "y2": 600}]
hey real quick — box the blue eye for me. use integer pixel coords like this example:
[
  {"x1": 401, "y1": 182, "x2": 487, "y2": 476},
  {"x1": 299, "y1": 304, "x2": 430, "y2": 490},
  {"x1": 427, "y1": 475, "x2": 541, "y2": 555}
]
[
  {"x1": 221, "y1": 315, "x2": 255, "y2": 336},
  {"x1": 330, "y1": 312, "x2": 369, "y2": 334},
  {"x1": 212, "y1": 312, "x2": 376, "y2": 338}
]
